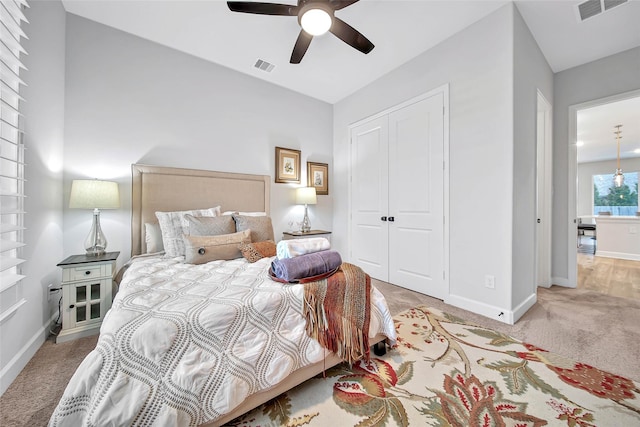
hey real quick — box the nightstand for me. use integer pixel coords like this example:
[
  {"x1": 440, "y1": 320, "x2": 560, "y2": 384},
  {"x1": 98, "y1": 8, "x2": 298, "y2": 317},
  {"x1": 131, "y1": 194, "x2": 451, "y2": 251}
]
[
  {"x1": 56, "y1": 252, "x2": 119, "y2": 343},
  {"x1": 282, "y1": 230, "x2": 332, "y2": 243}
]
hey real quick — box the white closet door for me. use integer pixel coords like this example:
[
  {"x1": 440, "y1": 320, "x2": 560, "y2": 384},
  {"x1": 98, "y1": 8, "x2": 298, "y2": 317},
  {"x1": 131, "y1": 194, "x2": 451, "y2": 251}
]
[
  {"x1": 350, "y1": 116, "x2": 389, "y2": 281},
  {"x1": 388, "y1": 94, "x2": 446, "y2": 299}
]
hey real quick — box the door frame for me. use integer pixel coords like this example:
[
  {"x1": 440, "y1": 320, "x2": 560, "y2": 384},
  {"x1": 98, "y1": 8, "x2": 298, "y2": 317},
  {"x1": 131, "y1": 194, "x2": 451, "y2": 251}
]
[
  {"x1": 347, "y1": 83, "x2": 450, "y2": 296},
  {"x1": 566, "y1": 88, "x2": 640, "y2": 287},
  {"x1": 536, "y1": 90, "x2": 552, "y2": 288}
]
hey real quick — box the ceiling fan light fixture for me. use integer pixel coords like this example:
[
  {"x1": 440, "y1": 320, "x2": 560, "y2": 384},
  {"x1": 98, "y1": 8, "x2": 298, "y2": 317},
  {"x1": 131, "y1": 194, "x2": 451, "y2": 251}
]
[{"x1": 300, "y1": 6, "x2": 332, "y2": 36}]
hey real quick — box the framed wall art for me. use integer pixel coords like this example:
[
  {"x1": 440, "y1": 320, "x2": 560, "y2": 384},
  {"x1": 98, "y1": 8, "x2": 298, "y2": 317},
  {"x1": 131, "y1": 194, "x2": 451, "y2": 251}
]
[
  {"x1": 307, "y1": 162, "x2": 329, "y2": 195},
  {"x1": 275, "y1": 147, "x2": 301, "y2": 184}
]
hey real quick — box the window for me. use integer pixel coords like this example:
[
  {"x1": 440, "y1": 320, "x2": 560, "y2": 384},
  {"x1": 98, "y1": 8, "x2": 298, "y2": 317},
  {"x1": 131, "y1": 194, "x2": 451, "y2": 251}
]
[
  {"x1": 593, "y1": 171, "x2": 639, "y2": 216},
  {"x1": 0, "y1": 0, "x2": 29, "y2": 322}
]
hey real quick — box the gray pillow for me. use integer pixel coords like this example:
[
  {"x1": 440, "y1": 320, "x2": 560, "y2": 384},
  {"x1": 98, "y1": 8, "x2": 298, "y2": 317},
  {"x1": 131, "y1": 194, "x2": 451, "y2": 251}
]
[
  {"x1": 155, "y1": 206, "x2": 221, "y2": 257},
  {"x1": 232, "y1": 214, "x2": 275, "y2": 243},
  {"x1": 185, "y1": 215, "x2": 235, "y2": 236}
]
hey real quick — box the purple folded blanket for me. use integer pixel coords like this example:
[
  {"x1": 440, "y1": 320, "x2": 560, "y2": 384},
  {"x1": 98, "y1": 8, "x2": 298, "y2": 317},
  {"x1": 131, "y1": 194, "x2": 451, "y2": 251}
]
[{"x1": 271, "y1": 250, "x2": 342, "y2": 282}]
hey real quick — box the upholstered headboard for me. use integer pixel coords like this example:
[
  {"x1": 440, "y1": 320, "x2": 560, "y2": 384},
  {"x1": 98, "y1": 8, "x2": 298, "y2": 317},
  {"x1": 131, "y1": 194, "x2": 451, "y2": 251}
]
[{"x1": 131, "y1": 164, "x2": 270, "y2": 256}]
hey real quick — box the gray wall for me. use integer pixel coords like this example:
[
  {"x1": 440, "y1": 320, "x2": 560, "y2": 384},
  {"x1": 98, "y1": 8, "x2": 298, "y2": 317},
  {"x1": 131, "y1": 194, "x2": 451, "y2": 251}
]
[
  {"x1": 63, "y1": 14, "x2": 334, "y2": 266},
  {"x1": 334, "y1": 5, "x2": 515, "y2": 318},
  {"x1": 552, "y1": 47, "x2": 640, "y2": 283},
  {"x1": 1, "y1": 0, "x2": 66, "y2": 394},
  {"x1": 512, "y1": 7, "x2": 553, "y2": 306}
]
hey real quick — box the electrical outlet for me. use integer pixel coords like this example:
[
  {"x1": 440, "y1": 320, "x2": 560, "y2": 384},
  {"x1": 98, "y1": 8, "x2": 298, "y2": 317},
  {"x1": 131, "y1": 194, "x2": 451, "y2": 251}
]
[
  {"x1": 47, "y1": 283, "x2": 54, "y2": 302},
  {"x1": 484, "y1": 275, "x2": 495, "y2": 289}
]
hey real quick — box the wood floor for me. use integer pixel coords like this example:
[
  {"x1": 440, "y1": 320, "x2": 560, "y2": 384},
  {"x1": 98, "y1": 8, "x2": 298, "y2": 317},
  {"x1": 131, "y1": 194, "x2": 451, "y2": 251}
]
[{"x1": 577, "y1": 236, "x2": 640, "y2": 300}]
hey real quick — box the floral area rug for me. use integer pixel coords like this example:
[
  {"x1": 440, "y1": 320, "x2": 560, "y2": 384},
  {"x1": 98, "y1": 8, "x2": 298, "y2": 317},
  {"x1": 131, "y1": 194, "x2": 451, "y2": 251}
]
[{"x1": 225, "y1": 305, "x2": 640, "y2": 427}]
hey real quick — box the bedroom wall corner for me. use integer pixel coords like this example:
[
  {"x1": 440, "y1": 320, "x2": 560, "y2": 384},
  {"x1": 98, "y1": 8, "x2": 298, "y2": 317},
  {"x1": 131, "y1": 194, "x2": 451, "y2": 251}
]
[
  {"x1": 512, "y1": 3, "x2": 553, "y2": 314},
  {"x1": 0, "y1": 0, "x2": 66, "y2": 395}
]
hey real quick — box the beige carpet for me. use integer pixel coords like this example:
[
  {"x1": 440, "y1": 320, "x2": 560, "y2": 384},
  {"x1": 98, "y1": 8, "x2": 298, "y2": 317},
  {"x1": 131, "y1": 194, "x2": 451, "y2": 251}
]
[{"x1": 1, "y1": 282, "x2": 639, "y2": 426}]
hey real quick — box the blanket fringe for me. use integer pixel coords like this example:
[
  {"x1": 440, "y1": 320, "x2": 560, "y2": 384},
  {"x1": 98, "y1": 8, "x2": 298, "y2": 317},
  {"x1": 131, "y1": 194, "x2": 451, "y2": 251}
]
[{"x1": 303, "y1": 263, "x2": 371, "y2": 365}]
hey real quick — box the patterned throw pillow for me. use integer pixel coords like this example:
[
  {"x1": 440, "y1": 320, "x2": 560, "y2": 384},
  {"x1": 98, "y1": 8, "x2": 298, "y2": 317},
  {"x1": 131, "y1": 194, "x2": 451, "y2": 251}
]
[
  {"x1": 232, "y1": 214, "x2": 275, "y2": 243},
  {"x1": 183, "y1": 230, "x2": 251, "y2": 264},
  {"x1": 155, "y1": 206, "x2": 221, "y2": 257},
  {"x1": 239, "y1": 240, "x2": 277, "y2": 263},
  {"x1": 185, "y1": 215, "x2": 235, "y2": 236}
]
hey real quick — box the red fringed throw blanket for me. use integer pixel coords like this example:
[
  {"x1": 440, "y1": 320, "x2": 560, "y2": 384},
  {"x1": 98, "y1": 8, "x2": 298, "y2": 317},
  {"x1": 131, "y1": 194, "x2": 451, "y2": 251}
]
[{"x1": 303, "y1": 262, "x2": 371, "y2": 365}]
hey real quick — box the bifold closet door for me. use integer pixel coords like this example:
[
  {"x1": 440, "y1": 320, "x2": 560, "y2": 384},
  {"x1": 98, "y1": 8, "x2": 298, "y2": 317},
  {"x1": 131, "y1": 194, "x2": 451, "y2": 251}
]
[
  {"x1": 388, "y1": 94, "x2": 445, "y2": 299},
  {"x1": 350, "y1": 92, "x2": 446, "y2": 299},
  {"x1": 350, "y1": 116, "x2": 389, "y2": 281}
]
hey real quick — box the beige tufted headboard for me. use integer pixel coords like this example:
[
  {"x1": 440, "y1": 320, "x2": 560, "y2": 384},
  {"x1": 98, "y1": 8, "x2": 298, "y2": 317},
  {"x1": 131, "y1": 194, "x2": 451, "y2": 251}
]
[{"x1": 131, "y1": 164, "x2": 270, "y2": 256}]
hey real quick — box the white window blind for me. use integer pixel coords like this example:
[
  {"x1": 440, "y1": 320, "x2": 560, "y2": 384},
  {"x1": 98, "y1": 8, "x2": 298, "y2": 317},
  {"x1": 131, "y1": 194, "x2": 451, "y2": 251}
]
[{"x1": 0, "y1": 0, "x2": 28, "y2": 322}]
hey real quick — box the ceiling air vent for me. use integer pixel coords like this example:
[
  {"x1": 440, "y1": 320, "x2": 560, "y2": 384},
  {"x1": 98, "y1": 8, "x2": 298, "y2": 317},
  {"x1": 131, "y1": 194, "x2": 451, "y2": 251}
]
[
  {"x1": 576, "y1": 0, "x2": 628, "y2": 21},
  {"x1": 254, "y1": 59, "x2": 275, "y2": 73},
  {"x1": 604, "y1": 0, "x2": 628, "y2": 11}
]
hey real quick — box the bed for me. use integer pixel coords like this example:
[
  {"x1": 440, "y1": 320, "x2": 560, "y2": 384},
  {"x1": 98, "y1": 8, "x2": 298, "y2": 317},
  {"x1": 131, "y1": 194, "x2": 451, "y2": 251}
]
[{"x1": 49, "y1": 164, "x2": 396, "y2": 427}]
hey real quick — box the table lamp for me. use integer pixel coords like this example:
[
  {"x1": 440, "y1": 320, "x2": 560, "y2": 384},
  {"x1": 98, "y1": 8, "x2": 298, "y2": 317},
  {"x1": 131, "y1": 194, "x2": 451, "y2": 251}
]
[
  {"x1": 69, "y1": 179, "x2": 120, "y2": 256},
  {"x1": 295, "y1": 187, "x2": 317, "y2": 233}
]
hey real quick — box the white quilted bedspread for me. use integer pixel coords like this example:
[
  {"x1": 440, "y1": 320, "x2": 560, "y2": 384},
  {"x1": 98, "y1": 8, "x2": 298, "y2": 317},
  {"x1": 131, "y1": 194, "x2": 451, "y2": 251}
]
[{"x1": 49, "y1": 256, "x2": 396, "y2": 426}]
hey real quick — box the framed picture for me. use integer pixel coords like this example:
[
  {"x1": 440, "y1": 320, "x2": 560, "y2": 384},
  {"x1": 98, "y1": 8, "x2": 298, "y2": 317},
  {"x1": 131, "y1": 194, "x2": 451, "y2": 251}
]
[
  {"x1": 275, "y1": 147, "x2": 301, "y2": 183},
  {"x1": 307, "y1": 162, "x2": 329, "y2": 195}
]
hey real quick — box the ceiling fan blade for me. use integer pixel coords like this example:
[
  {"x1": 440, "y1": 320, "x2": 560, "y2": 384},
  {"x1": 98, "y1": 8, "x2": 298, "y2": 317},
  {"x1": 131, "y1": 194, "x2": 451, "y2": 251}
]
[
  {"x1": 329, "y1": 17, "x2": 374, "y2": 54},
  {"x1": 227, "y1": 1, "x2": 298, "y2": 16},
  {"x1": 290, "y1": 30, "x2": 313, "y2": 64},
  {"x1": 330, "y1": 0, "x2": 360, "y2": 11}
]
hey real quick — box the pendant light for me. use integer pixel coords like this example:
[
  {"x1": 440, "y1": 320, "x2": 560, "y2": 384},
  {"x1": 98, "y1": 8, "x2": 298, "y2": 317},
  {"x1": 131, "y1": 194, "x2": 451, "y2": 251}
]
[{"x1": 613, "y1": 124, "x2": 624, "y2": 188}]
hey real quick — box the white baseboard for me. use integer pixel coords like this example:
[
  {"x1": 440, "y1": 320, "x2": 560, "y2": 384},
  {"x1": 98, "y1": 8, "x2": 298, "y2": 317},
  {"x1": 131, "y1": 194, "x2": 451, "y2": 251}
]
[
  {"x1": 445, "y1": 292, "x2": 537, "y2": 325},
  {"x1": 0, "y1": 313, "x2": 57, "y2": 396},
  {"x1": 445, "y1": 294, "x2": 514, "y2": 325},
  {"x1": 596, "y1": 251, "x2": 640, "y2": 261},
  {"x1": 512, "y1": 293, "x2": 537, "y2": 323}
]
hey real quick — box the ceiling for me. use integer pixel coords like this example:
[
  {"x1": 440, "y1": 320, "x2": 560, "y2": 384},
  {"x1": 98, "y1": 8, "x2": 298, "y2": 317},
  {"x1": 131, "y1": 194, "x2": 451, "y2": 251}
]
[
  {"x1": 59, "y1": 0, "x2": 640, "y2": 161},
  {"x1": 577, "y1": 96, "x2": 640, "y2": 164}
]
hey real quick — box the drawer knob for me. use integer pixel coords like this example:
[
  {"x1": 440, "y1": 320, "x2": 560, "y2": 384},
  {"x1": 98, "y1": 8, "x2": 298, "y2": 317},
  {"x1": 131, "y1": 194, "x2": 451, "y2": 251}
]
[
  {"x1": 69, "y1": 304, "x2": 75, "y2": 309},
  {"x1": 85, "y1": 271, "x2": 91, "y2": 275}
]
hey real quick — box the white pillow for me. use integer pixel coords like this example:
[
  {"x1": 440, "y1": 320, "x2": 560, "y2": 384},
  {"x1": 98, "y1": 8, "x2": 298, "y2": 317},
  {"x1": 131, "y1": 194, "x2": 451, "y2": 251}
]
[
  {"x1": 155, "y1": 206, "x2": 221, "y2": 257},
  {"x1": 222, "y1": 211, "x2": 267, "y2": 217},
  {"x1": 144, "y1": 222, "x2": 164, "y2": 253}
]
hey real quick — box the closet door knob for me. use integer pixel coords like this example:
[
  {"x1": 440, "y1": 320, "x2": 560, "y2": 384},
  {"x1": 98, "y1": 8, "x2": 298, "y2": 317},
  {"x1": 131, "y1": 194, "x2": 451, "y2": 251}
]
[
  {"x1": 381, "y1": 216, "x2": 387, "y2": 221},
  {"x1": 388, "y1": 217, "x2": 395, "y2": 222}
]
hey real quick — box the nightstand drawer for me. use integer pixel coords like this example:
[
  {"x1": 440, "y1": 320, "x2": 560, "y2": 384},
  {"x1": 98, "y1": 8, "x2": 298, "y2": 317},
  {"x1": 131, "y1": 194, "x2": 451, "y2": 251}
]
[{"x1": 62, "y1": 263, "x2": 112, "y2": 282}]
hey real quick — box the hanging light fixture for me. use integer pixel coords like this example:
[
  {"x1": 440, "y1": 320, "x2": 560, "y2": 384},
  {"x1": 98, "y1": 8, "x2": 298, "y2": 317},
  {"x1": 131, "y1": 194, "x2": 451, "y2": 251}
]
[{"x1": 613, "y1": 124, "x2": 624, "y2": 188}]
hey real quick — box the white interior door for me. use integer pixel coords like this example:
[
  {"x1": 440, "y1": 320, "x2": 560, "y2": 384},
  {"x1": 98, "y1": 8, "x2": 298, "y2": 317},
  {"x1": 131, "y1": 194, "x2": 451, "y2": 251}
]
[
  {"x1": 350, "y1": 117, "x2": 389, "y2": 281},
  {"x1": 388, "y1": 94, "x2": 446, "y2": 299},
  {"x1": 536, "y1": 91, "x2": 552, "y2": 288}
]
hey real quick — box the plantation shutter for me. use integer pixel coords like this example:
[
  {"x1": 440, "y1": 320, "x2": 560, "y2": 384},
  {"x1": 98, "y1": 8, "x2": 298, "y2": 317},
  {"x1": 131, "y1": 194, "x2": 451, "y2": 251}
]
[{"x1": 0, "y1": 0, "x2": 28, "y2": 321}]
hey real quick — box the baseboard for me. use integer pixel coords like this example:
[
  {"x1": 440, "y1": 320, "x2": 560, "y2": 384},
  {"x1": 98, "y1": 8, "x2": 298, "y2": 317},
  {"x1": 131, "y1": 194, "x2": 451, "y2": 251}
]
[
  {"x1": 596, "y1": 251, "x2": 640, "y2": 261},
  {"x1": 445, "y1": 294, "x2": 515, "y2": 325},
  {"x1": 512, "y1": 293, "x2": 537, "y2": 323},
  {"x1": 0, "y1": 312, "x2": 57, "y2": 396}
]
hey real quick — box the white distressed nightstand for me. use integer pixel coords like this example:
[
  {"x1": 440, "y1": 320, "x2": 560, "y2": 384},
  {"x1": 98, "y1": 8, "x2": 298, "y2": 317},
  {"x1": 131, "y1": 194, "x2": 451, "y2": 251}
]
[
  {"x1": 282, "y1": 230, "x2": 332, "y2": 243},
  {"x1": 56, "y1": 251, "x2": 119, "y2": 343}
]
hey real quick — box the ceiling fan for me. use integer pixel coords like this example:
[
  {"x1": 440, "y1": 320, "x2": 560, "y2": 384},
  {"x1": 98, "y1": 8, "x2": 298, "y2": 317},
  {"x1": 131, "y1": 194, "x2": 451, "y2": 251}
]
[{"x1": 226, "y1": 0, "x2": 374, "y2": 64}]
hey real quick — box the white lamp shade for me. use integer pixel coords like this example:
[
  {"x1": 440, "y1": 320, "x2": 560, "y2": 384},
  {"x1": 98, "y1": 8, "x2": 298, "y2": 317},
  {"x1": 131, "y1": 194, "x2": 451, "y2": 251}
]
[
  {"x1": 69, "y1": 180, "x2": 120, "y2": 209},
  {"x1": 296, "y1": 187, "x2": 317, "y2": 205}
]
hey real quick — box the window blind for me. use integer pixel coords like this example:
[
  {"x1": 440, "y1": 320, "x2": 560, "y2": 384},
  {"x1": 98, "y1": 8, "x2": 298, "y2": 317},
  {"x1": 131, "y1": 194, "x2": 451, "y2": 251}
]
[{"x1": 0, "y1": 0, "x2": 28, "y2": 322}]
